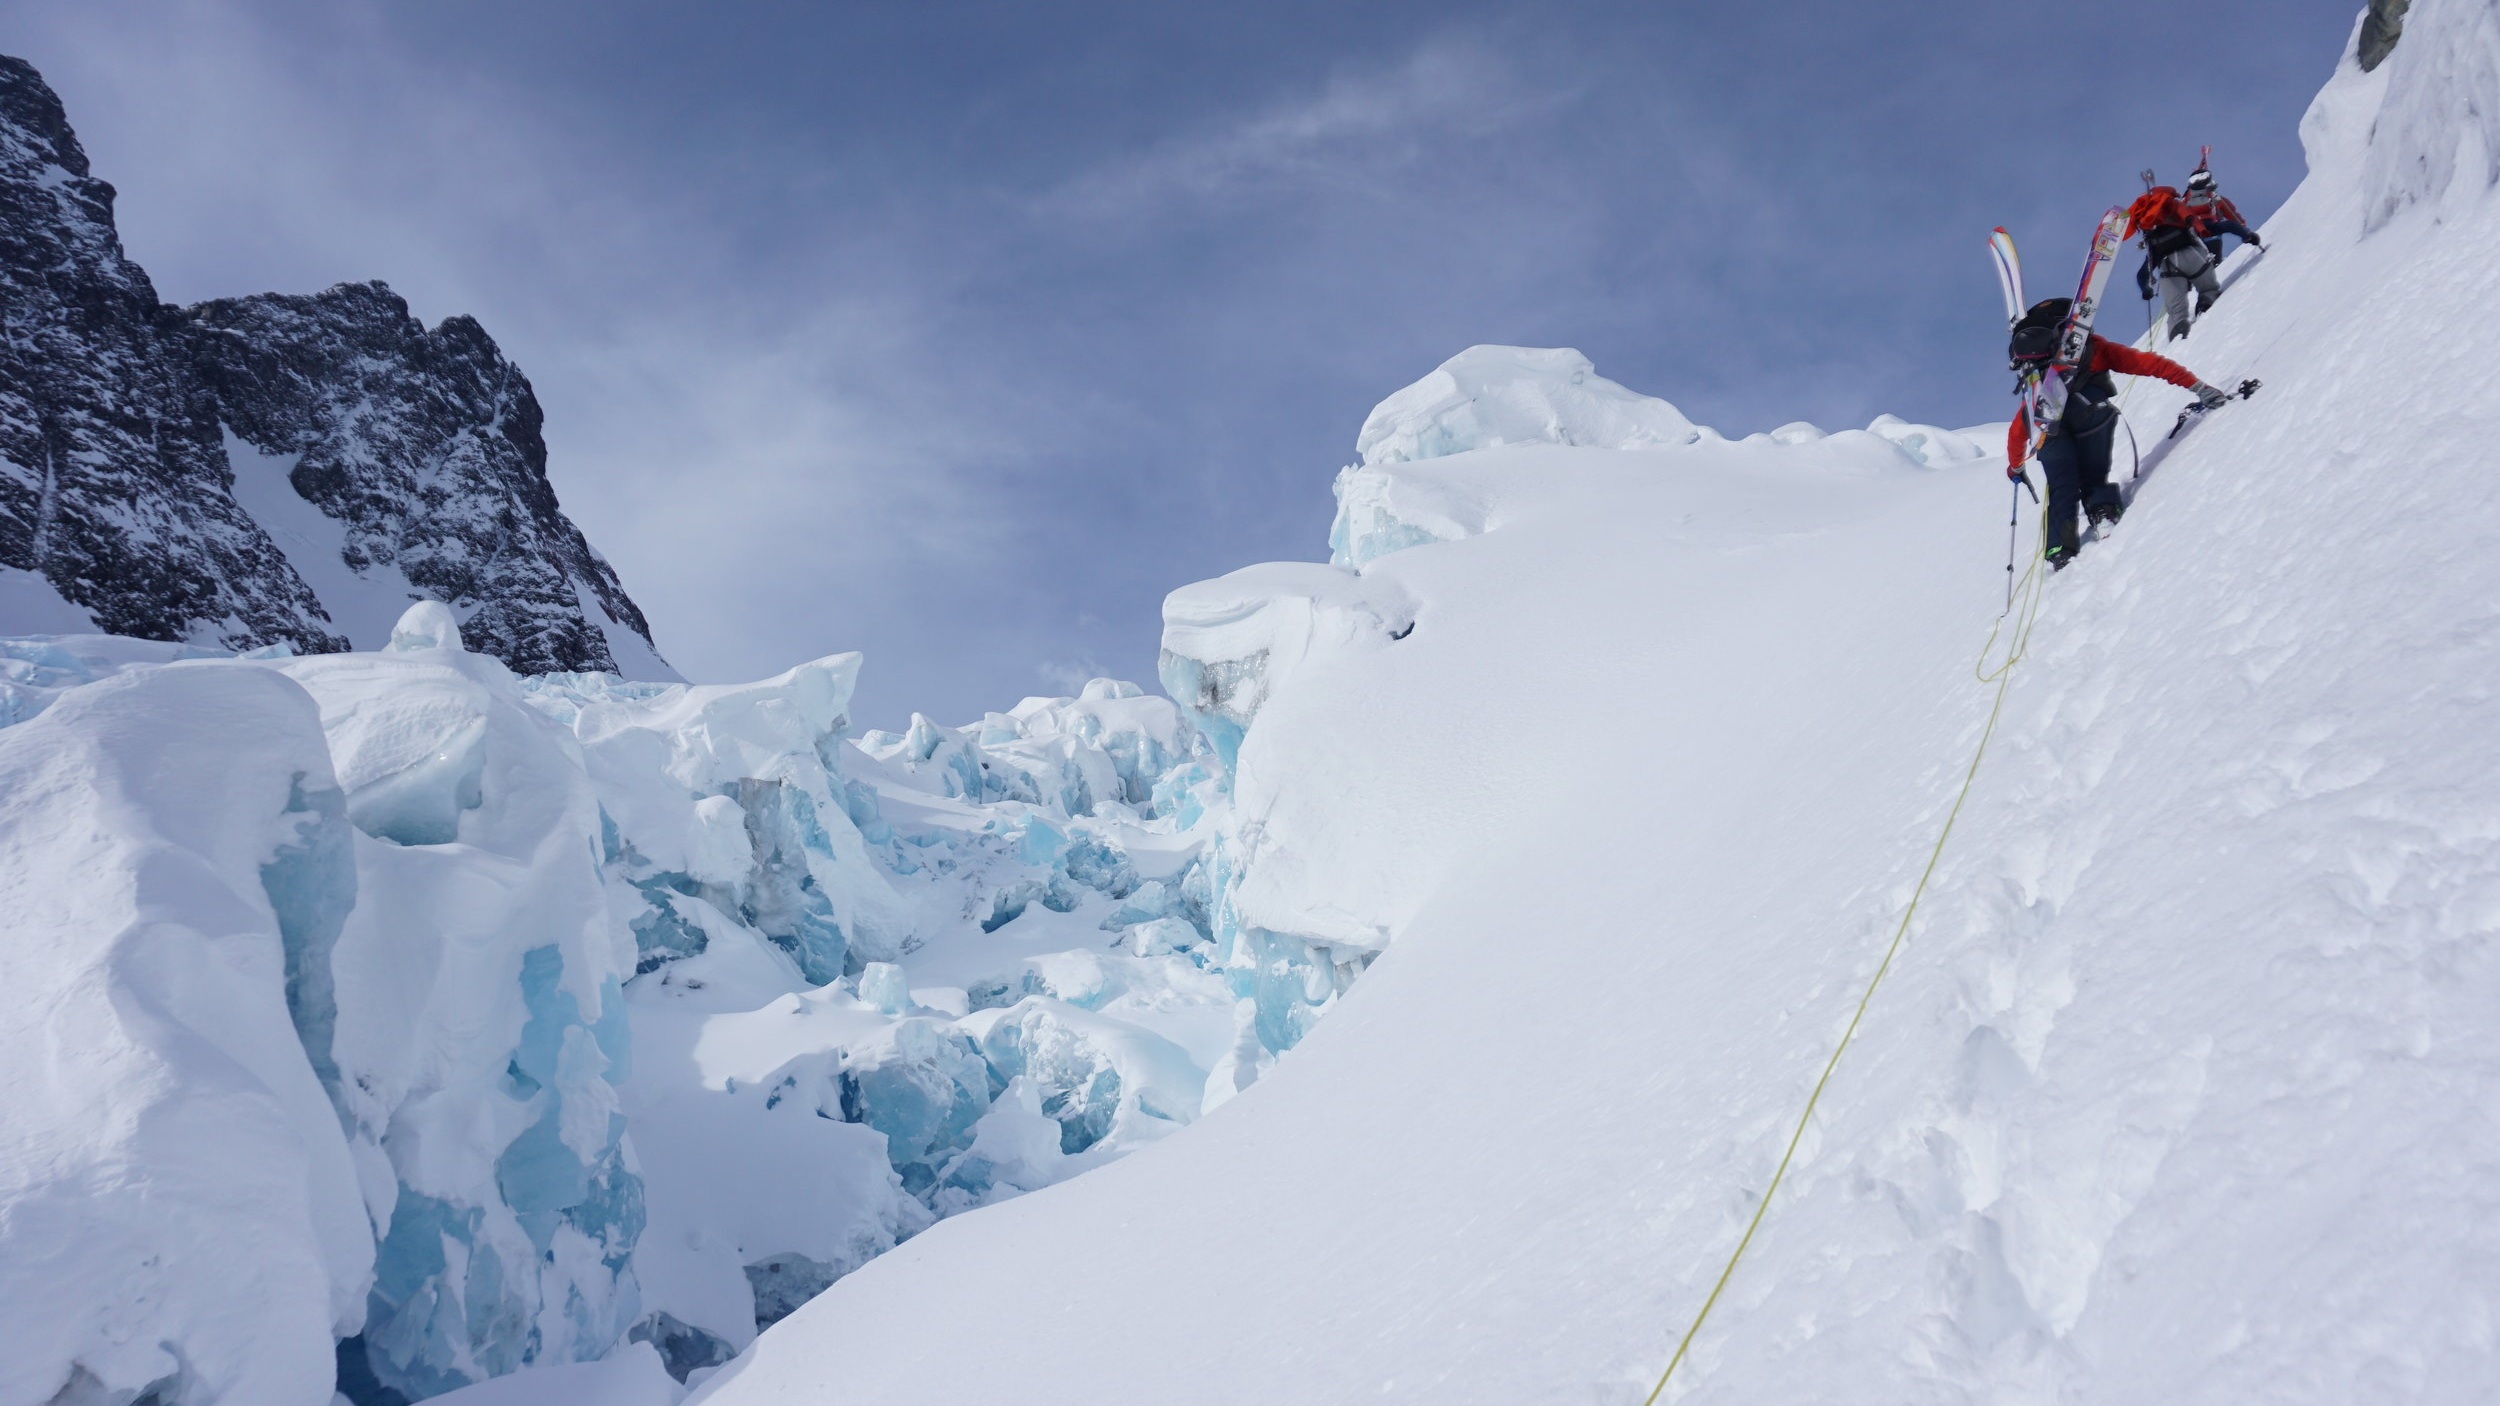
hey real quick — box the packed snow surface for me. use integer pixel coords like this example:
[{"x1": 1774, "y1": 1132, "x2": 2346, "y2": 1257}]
[{"x1": 695, "y1": 22, "x2": 2500, "y2": 1406}]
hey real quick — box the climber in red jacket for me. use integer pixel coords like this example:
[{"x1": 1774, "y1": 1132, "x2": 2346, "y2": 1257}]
[
  {"x1": 2003, "y1": 297, "x2": 2231, "y2": 568},
  {"x1": 2128, "y1": 180, "x2": 2224, "y2": 339},
  {"x1": 2183, "y1": 165, "x2": 2263, "y2": 259}
]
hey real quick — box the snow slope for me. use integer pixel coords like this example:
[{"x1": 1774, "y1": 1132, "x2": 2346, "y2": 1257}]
[{"x1": 697, "y1": 15, "x2": 2500, "y2": 1405}]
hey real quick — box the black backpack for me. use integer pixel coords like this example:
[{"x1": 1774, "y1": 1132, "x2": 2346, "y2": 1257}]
[
  {"x1": 2007, "y1": 298, "x2": 2070, "y2": 368},
  {"x1": 2007, "y1": 297, "x2": 2116, "y2": 407}
]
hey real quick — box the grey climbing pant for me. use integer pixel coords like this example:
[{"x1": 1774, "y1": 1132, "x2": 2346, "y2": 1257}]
[{"x1": 2159, "y1": 242, "x2": 2221, "y2": 334}]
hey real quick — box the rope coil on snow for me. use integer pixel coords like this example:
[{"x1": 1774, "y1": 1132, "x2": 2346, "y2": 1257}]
[{"x1": 1638, "y1": 535, "x2": 2047, "y2": 1403}]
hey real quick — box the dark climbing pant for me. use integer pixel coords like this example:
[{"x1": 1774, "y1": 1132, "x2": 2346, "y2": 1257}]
[{"x1": 2038, "y1": 409, "x2": 2124, "y2": 561}]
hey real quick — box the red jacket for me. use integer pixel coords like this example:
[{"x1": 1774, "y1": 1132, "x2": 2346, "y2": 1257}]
[
  {"x1": 2125, "y1": 188, "x2": 2191, "y2": 238},
  {"x1": 2181, "y1": 192, "x2": 2245, "y2": 234},
  {"x1": 2006, "y1": 335, "x2": 2201, "y2": 467}
]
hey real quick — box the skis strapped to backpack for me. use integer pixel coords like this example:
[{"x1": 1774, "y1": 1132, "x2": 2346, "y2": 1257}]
[
  {"x1": 1989, "y1": 227, "x2": 2025, "y2": 325},
  {"x1": 2016, "y1": 207, "x2": 2130, "y2": 459},
  {"x1": 2057, "y1": 206, "x2": 2127, "y2": 367}
]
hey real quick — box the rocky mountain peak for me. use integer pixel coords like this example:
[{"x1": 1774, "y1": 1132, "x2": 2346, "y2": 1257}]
[{"x1": 0, "y1": 54, "x2": 670, "y2": 679}]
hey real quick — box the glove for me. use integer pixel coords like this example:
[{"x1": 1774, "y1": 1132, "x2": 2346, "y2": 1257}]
[
  {"x1": 2007, "y1": 460, "x2": 2026, "y2": 482},
  {"x1": 2193, "y1": 381, "x2": 2231, "y2": 410}
]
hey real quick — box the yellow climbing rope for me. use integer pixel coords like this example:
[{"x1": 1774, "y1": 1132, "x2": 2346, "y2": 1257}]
[{"x1": 1637, "y1": 535, "x2": 2048, "y2": 1404}]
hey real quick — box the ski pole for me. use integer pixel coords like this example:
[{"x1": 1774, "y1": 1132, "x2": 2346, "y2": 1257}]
[{"x1": 2004, "y1": 478, "x2": 2023, "y2": 611}]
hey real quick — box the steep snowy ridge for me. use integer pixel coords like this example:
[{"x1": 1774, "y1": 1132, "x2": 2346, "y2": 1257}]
[
  {"x1": 0, "y1": 55, "x2": 668, "y2": 678},
  {"x1": 694, "y1": 11, "x2": 2500, "y2": 1405}
]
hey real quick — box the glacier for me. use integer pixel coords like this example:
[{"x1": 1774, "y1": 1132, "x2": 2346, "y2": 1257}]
[
  {"x1": 7, "y1": 3, "x2": 2500, "y2": 1403},
  {"x1": 0, "y1": 594, "x2": 1245, "y2": 1403}
]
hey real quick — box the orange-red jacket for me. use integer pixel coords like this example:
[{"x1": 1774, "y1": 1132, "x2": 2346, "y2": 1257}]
[
  {"x1": 2006, "y1": 335, "x2": 2201, "y2": 468},
  {"x1": 2181, "y1": 192, "x2": 2246, "y2": 235},
  {"x1": 2125, "y1": 188, "x2": 2193, "y2": 238}
]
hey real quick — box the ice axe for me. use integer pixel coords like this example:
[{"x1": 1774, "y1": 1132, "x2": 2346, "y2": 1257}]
[{"x1": 2167, "y1": 378, "x2": 2261, "y2": 438}]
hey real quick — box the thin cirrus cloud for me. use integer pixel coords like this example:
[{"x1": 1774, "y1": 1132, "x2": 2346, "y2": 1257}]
[{"x1": 1041, "y1": 39, "x2": 1561, "y2": 221}]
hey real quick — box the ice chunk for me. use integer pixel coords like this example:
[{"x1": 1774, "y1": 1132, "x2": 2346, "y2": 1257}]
[
  {"x1": 968, "y1": 998, "x2": 1202, "y2": 1157},
  {"x1": 1863, "y1": 414, "x2": 1988, "y2": 467},
  {"x1": 927, "y1": 1076, "x2": 1069, "y2": 1215},
  {"x1": 1024, "y1": 950, "x2": 1115, "y2": 1009},
  {"x1": 684, "y1": 795, "x2": 754, "y2": 887},
  {"x1": 1122, "y1": 916, "x2": 1202, "y2": 958},
  {"x1": 1201, "y1": 998, "x2": 1276, "y2": 1114},
  {"x1": 1159, "y1": 562, "x2": 1417, "y2": 767},
  {"x1": 857, "y1": 962, "x2": 911, "y2": 1014},
  {"x1": 1327, "y1": 460, "x2": 1484, "y2": 567},
  {"x1": 285, "y1": 643, "x2": 647, "y2": 1400},
  {"x1": 0, "y1": 665, "x2": 373, "y2": 1406},
  {"x1": 839, "y1": 1019, "x2": 994, "y2": 1193},
  {"x1": 388, "y1": 599, "x2": 464, "y2": 653},
  {"x1": 1354, "y1": 344, "x2": 1706, "y2": 466}
]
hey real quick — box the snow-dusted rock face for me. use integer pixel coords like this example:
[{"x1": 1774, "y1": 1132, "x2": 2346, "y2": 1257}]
[
  {"x1": 0, "y1": 56, "x2": 342, "y2": 655},
  {"x1": 190, "y1": 281, "x2": 664, "y2": 676},
  {"x1": 0, "y1": 55, "x2": 667, "y2": 678}
]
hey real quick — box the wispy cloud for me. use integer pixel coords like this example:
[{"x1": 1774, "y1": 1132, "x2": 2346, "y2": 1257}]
[
  {"x1": 1043, "y1": 38, "x2": 1562, "y2": 220},
  {"x1": 11, "y1": 0, "x2": 1038, "y2": 706}
]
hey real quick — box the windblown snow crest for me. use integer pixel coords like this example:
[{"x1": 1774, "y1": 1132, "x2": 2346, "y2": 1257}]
[{"x1": 0, "y1": 55, "x2": 666, "y2": 678}]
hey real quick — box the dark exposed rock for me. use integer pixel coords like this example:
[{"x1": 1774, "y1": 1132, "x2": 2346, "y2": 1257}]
[
  {"x1": 2359, "y1": 0, "x2": 2411, "y2": 72},
  {"x1": 0, "y1": 54, "x2": 667, "y2": 676}
]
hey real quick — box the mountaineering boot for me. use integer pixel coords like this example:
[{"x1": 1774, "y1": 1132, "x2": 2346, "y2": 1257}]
[
  {"x1": 2168, "y1": 319, "x2": 2191, "y2": 341},
  {"x1": 2195, "y1": 290, "x2": 2216, "y2": 314},
  {"x1": 2086, "y1": 489, "x2": 2124, "y2": 529},
  {"x1": 2046, "y1": 545, "x2": 2074, "y2": 572}
]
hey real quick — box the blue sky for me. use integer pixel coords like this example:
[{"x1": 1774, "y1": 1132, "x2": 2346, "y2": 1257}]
[{"x1": 14, "y1": 0, "x2": 2360, "y2": 724}]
